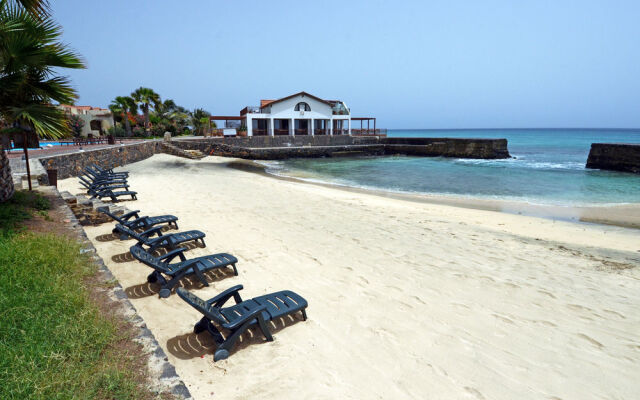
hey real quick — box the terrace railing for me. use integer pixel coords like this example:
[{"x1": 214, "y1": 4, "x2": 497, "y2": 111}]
[
  {"x1": 351, "y1": 129, "x2": 387, "y2": 136},
  {"x1": 240, "y1": 106, "x2": 263, "y2": 115}
]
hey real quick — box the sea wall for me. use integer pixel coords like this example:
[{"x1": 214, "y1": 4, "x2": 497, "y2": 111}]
[
  {"x1": 382, "y1": 137, "x2": 510, "y2": 159},
  {"x1": 39, "y1": 141, "x2": 161, "y2": 179},
  {"x1": 586, "y1": 143, "x2": 640, "y2": 174},
  {"x1": 171, "y1": 136, "x2": 510, "y2": 160}
]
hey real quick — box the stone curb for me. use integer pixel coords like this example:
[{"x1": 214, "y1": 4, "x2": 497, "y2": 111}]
[{"x1": 46, "y1": 186, "x2": 193, "y2": 399}]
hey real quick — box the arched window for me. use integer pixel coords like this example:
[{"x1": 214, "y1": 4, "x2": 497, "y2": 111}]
[{"x1": 294, "y1": 102, "x2": 311, "y2": 112}]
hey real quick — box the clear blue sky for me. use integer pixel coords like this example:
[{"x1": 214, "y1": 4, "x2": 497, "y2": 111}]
[{"x1": 53, "y1": 0, "x2": 640, "y2": 129}]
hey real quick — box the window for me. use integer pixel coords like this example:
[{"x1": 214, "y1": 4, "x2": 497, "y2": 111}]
[{"x1": 294, "y1": 102, "x2": 311, "y2": 112}]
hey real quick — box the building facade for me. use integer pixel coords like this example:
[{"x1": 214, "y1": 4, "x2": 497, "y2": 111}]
[
  {"x1": 58, "y1": 105, "x2": 113, "y2": 137},
  {"x1": 214, "y1": 92, "x2": 352, "y2": 137}
]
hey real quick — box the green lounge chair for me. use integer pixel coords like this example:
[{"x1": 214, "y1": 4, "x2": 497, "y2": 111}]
[
  {"x1": 177, "y1": 285, "x2": 308, "y2": 361},
  {"x1": 129, "y1": 244, "x2": 238, "y2": 298},
  {"x1": 95, "y1": 188, "x2": 137, "y2": 202},
  {"x1": 97, "y1": 207, "x2": 179, "y2": 231},
  {"x1": 114, "y1": 223, "x2": 206, "y2": 251}
]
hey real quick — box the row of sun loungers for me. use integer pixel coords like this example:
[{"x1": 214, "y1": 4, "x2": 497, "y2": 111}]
[
  {"x1": 80, "y1": 164, "x2": 137, "y2": 202},
  {"x1": 97, "y1": 205, "x2": 308, "y2": 361}
]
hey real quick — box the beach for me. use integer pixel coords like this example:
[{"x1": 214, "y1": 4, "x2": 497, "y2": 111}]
[{"x1": 59, "y1": 153, "x2": 640, "y2": 399}]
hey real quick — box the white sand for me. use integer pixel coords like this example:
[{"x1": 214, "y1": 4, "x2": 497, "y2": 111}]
[{"x1": 59, "y1": 154, "x2": 640, "y2": 400}]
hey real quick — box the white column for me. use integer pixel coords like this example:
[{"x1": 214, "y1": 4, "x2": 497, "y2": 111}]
[
  {"x1": 329, "y1": 118, "x2": 333, "y2": 135},
  {"x1": 246, "y1": 116, "x2": 253, "y2": 136},
  {"x1": 290, "y1": 118, "x2": 295, "y2": 136},
  {"x1": 269, "y1": 118, "x2": 274, "y2": 136},
  {"x1": 348, "y1": 119, "x2": 351, "y2": 136},
  {"x1": 310, "y1": 119, "x2": 314, "y2": 136}
]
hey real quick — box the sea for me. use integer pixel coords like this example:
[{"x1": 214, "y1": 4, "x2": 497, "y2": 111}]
[{"x1": 261, "y1": 129, "x2": 640, "y2": 207}]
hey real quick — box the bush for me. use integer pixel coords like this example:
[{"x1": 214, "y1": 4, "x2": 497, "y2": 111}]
[{"x1": 106, "y1": 126, "x2": 126, "y2": 137}]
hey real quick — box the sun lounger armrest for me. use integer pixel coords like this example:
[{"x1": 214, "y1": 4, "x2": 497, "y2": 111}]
[
  {"x1": 223, "y1": 305, "x2": 268, "y2": 330},
  {"x1": 121, "y1": 210, "x2": 141, "y2": 221},
  {"x1": 158, "y1": 247, "x2": 187, "y2": 263},
  {"x1": 140, "y1": 225, "x2": 163, "y2": 238},
  {"x1": 207, "y1": 285, "x2": 244, "y2": 307}
]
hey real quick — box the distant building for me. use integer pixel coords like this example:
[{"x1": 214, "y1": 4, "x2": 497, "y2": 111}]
[
  {"x1": 211, "y1": 91, "x2": 358, "y2": 136},
  {"x1": 58, "y1": 105, "x2": 113, "y2": 137}
]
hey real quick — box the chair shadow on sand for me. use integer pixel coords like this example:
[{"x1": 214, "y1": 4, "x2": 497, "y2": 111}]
[
  {"x1": 166, "y1": 314, "x2": 305, "y2": 360},
  {"x1": 124, "y1": 267, "x2": 236, "y2": 299},
  {"x1": 111, "y1": 241, "x2": 204, "y2": 263}
]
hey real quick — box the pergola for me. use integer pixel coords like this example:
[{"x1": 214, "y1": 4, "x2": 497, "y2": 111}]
[{"x1": 351, "y1": 117, "x2": 376, "y2": 134}]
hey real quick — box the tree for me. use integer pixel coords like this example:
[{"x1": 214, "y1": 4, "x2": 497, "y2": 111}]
[
  {"x1": 0, "y1": 2, "x2": 85, "y2": 200},
  {"x1": 109, "y1": 96, "x2": 137, "y2": 136},
  {"x1": 191, "y1": 108, "x2": 211, "y2": 135},
  {"x1": 67, "y1": 114, "x2": 84, "y2": 137},
  {"x1": 131, "y1": 87, "x2": 160, "y2": 133}
]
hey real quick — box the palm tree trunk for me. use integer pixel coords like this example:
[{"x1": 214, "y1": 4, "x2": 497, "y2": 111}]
[
  {"x1": 123, "y1": 111, "x2": 132, "y2": 136},
  {"x1": 0, "y1": 147, "x2": 15, "y2": 202},
  {"x1": 144, "y1": 105, "x2": 150, "y2": 133}
]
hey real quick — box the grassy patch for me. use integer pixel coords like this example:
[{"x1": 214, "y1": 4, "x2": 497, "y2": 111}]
[
  {"x1": 0, "y1": 190, "x2": 50, "y2": 234},
  {"x1": 0, "y1": 194, "x2": 156, "y2": 399}
]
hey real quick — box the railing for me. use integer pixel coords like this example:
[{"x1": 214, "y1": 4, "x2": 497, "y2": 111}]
[
  {"x1": 294, "y1": 129, "x2": 309, "y2": 135},
  {"x1": 332, "y1": 129, "x2": 348, "y2": 135},
  {"x1": 253, "y1": 128, "x2": 268, "y2": 136},
  {"x1": 240, "y1": 106, "x2": 263, "y2": 115},
  {"x1": 314, "y1": 129, "x2": 327, "y2": 135},
  {"x1": 351, "y1": 129, "x2": 387, "y2": 136},
  {"x1": 274, "y1": 129, "x2": 290, "y2": 135}
]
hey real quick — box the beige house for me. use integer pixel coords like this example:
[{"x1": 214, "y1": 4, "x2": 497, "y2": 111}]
[{"x1": 58, "y1": 104, "x2": 113, "y2": 137}]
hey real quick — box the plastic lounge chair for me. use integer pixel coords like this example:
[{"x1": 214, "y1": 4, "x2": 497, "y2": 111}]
[
  {"x1": 89, "y1": 184, "x2": 130, "y2": 198},
  {"x1": 97, "y1": 207, "x2": 179, "y2": 231},
  {"x1": 129, "y1": 244, "x2": 238, "y2": 298},
  {"x1": 177, "y1": 285, "x2": 308, "y2": 361},
  {"x1": 95, "y1": 188, "x2": 137, "y2": 202},
  {"x1": 79, "y1": 175, "x2": 128, "y2": 190},
  {"x1": 114, "y1": 223, "x2": 206, "y2": 251},
  {"x1": 85, "y1": 166, "x2": 128, "y2": 180}
]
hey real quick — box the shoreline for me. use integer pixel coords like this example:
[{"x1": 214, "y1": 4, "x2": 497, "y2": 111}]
[{"x1": 227, "y1": 159, "x2": 640, "y2": 230}]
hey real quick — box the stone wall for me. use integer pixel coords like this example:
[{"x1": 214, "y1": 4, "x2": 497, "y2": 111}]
[
  {"x1": 586, "y1": 143, "x2": 640, "y2": 174},
  {"x1": 172, "y1": 136, "x2": 510, "y2": 160},
  {"x1": 39, "y1": 141, "x2": 161, "y2": 179},
  {"x1": 382, "y1": 138, "x2": 510, "y2": 159}
]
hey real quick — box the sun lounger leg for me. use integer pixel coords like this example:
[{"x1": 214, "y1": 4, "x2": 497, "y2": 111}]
[
  {"x1": 301, "y1": 309, "x2": 307, "y2": 321},
  {"x1": 231, "y1": 263, "x2": 238, "y2": 276}
]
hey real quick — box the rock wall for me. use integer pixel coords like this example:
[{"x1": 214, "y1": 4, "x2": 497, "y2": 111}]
[
  {"x1": 39, "y1": 141, "x2": 161, "y2": 179},
  {"x1": 383, "y1": 138, "x2": 510, "y2": 159},
  {"x1": 586, "y1": 143, "x2": 640, "y2": 174},
  {"x1": 172, "y1": 136, "x2": 510, "y2": 160}
]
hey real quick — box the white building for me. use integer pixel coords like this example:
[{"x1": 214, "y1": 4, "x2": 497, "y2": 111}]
[
  {"x1": 58, "y1": 104, "x2": 113, "y2": 137},
  {"x1": 213, "y1": 92, "x2": 353, "y2": 137}
]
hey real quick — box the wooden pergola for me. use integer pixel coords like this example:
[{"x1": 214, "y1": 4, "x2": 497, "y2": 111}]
[{"x1": 351, "y1": 117, "x2": 376, "y2": 135}]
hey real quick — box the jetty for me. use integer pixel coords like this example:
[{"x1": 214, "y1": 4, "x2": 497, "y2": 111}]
[{"x1": 586, "y1": 143, "x2": 640, "y2": 174}]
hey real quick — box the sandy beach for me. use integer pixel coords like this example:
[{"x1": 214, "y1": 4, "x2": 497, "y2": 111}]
[{"x1": 59, "y1": 153, "x2": 640, "y2": 399}]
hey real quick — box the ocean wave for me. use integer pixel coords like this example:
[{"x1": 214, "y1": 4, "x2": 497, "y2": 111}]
[{"x1": 454, "y1": 157, "x2": 585, "y2": 170}]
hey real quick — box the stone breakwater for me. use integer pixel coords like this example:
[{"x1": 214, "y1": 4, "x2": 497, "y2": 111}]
[
  {"x1": 586, "y1": 143, "x2": 640, "y2": 174},
  {"x1": 33, "y1": 136, "x2": 511, "y2": 181},
  {"x1": 171, "y1": 136, "x2": 511, "y2": 160}
]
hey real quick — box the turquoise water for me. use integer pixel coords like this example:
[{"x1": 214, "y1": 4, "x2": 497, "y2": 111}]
[
  {"x1": 265, "y1": 129, "x2": 640, "y2": 206},
  {"x1": 7, "y1": 141, "x2": 63, "y2": 151}
]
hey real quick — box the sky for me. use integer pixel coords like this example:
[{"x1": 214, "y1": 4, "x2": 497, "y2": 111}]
[{"x1": 52, "y1": 0, "x2": 640, "y2": 129}]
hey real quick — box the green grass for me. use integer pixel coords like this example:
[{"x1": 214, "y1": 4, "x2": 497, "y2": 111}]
[{"x1": 0, "y1": 193, "x2": 153, "y2": 399}]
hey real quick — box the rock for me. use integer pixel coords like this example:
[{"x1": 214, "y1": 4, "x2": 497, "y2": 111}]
[{"x1": 164, "y1": 132, "x2": 171, "y2": 142}]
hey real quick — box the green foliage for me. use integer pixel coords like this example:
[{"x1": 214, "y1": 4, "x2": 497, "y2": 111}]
[
  {"x1": 67, "y1": 114, "x2": 84, "y2": 137},
  {"x1": 106, "y1": 125, "x2": 126, "y2": 137},
  {"x1": 0, "y1": 5, "x2": 85, "y2": 139},
  {"x1": 0, "y1": 190, "x2": 49, "y2": 234},
  {"x1": 0, "y1": 191, "x2": 151, "y2": 399}
]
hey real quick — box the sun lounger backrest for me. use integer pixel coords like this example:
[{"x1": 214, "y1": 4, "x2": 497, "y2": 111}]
[
  {"x1": 129, "y1": 245, "x2": 165, "y2": 270},
  {"x1": 115, "y1": 224, "x2": 142, "y2": 241},
  {"x1": 177, "y1": 288, "x2": 229, "y2": 326},
  {"x1": 96, "y1": 207, "x2": 123, "y2": 224}
]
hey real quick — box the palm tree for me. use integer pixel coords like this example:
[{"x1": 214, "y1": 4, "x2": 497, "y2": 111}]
[
  {"x1": 0, "y1": 3, "x2": 85, "y2": 200},
  {"x1": 131, "y1": 87, "x2": 160, "y2": 133},
  {"x1": 191, "y1": 108, "x2": 211, "y2": 135},
  {"x1": 1, "y1": 0, "x2": 50, "y2": 17},
  {"x1": 109, "y1": 96, "x2": 137, "y2": 136}
]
